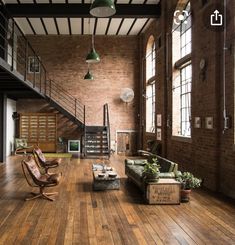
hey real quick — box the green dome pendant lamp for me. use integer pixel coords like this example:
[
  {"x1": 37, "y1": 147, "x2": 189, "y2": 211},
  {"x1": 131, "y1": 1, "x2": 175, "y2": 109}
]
[
  {"x1": 84, "y1": 65, "x2": 94, "y2": 80},
  {"x1": 86, "y1": 34, "x2": 100, "y2": 63},
  {"x1": 86, "y1": 17, "x2": 100, "y2": 64},
  {"x1": 90, "y1": 0, "x2": 116, "y2": 17}
]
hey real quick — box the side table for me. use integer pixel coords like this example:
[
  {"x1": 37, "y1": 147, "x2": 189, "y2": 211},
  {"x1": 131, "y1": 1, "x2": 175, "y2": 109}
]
[{"x1": 145, "y1": 179, "x2": 181, "y2": 204}]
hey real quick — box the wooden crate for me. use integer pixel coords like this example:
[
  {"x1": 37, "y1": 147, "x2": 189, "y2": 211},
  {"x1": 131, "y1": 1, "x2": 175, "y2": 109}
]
[{"x1": 145, "y1": 179, "x2": 181, "y2": 204}]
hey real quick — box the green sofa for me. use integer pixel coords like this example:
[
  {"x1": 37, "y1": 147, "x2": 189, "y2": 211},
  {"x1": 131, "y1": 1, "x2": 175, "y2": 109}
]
[{"x1": 125, "y1": 155, "x2": 181, "y2": 192}]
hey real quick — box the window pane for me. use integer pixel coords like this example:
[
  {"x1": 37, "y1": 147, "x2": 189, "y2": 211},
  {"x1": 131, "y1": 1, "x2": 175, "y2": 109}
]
[{"x1": 146, "y1": 83, "x2": 156, "y2": 133}]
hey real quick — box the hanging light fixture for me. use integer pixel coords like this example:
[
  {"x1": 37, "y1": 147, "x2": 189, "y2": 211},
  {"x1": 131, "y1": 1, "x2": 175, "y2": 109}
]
[
  {"x1": 90, "y1": 0, "x2": 116, "y2": 18},
  {"x1": 86, "y1": 18, "x2": 100, "y2": 63},
  {"x1": 84, "y1": 67, "x2": 94, "y2": 80}
]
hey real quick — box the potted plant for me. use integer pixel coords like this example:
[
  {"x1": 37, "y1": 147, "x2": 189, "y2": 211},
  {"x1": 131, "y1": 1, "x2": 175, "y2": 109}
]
[
  {"x1": 143, "y1": 158, "x2": 160, "y2": 182},
  {"x1": 176, "y1": 172, "x2": 202, "y2": 202}
]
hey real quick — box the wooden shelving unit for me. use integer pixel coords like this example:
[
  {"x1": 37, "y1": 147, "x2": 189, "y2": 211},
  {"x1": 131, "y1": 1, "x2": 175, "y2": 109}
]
[{"x1": 20, "y1": 113, "x2": 57, "y2": 152}]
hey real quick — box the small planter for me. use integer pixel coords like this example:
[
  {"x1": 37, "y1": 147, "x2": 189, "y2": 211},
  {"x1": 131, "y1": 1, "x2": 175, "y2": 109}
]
[
  {"x1": 180, "y1": 189, "x2": 191, "y2": 202},
  {"x1": 144, "y1": 172, "x2": 160, "y2": 182},
  {"x1": 143, "y1": 158, "x2": 160, "y2": 183}
]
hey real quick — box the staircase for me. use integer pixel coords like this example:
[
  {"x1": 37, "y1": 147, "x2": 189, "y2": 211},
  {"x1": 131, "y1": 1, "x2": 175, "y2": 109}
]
[
  {"x1": 0, "y1": 4, "x2": 111, "y2": 158},
  {"x1": 84, "y1": 104, "x2": 111, "y2": 159}
]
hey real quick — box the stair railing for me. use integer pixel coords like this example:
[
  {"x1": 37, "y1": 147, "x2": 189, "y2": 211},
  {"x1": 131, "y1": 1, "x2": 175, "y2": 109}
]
[
  {"x1": 46, "y1": 79, "x2": 85, "y2": 124},
  {"x1": 103, "y1": 103, "x2": 111, "y2": 158},
  {"x1": 0, "y1": 4, "x2": 85, "y2": 125}
]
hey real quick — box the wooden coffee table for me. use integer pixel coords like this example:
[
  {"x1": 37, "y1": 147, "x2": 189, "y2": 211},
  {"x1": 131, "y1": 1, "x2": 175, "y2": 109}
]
[{"x1": 93, "y1": 167, "x2": 120, "y2": 191}]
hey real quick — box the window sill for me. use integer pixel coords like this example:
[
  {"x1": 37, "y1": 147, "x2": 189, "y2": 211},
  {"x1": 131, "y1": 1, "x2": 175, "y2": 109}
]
[{"x1": 171, "y1": 136, "x2": 192, "y2": 143}]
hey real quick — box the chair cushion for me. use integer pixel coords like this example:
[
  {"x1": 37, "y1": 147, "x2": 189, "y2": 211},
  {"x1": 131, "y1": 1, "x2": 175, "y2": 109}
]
[
  {"x1": 25, "y1": 158, "x2": 41, "y2": 179},
  {"x1": 34, "y1": 148, "x2": 46, "y2": 163},
  {"x1": 48, "y1": 173, "x2": 62, "y2": 184}
]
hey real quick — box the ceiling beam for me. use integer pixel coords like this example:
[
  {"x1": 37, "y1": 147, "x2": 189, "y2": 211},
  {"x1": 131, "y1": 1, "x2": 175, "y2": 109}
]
[{"x1": 5, "y1": 4, "x2": 160, "y2": 18}]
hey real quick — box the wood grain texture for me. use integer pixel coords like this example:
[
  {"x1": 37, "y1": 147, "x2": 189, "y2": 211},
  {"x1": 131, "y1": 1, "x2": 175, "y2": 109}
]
[{"x1": 0, "y1": 155, "x2": 235, "y2": 245}]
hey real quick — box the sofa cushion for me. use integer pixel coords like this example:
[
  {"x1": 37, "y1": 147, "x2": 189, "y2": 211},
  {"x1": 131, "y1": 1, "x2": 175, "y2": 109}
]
[
  {"x1": 126, "y1": 165, "x2": 145, "y2": 183},
  {"x1": 159, "y1": 172, "x2": 175, "y2": 178},
  {"x1": 125, "y1": 159, "x2": 147, "y2": 166}
]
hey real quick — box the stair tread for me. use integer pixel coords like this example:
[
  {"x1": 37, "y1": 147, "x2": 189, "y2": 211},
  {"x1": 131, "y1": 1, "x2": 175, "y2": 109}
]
[{"x1": 85, "y1": 126, "x2": 107, "y2": 132}]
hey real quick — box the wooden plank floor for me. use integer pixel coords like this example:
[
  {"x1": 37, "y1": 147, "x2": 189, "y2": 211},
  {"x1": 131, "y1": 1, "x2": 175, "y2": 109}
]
[{"x1": 0, "y1": 155, "x2": 235, "y2": 245}]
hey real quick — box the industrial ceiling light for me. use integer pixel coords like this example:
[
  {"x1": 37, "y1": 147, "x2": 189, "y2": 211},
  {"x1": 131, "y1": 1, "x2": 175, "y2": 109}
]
[
  {"x1": 84, "y1": 68, "x2": 94, "y2": 80},
  {"x1": 90, "y1": 0, "x2": 116, "y2": 17},
  {"x1": 86, "y1": 19, "x2": 100, "y2": 63},
  {"x1": 86, "y1": 36, "x2": 100, "y2": 63}
]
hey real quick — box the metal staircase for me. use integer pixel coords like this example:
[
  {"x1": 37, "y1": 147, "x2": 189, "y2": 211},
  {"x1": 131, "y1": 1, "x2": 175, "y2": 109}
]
[
  {"x1": 0, "y1": 4, "x2": 85, "y2": 127},
  {"x1": 0, "y1": 3, "x2": 111, "y2": 158}
]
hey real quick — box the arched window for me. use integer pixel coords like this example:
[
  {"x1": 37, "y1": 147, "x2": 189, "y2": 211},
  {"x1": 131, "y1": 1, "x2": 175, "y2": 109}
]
[
  {"x1": 172, "y1": 1, "x2": 192, "y2": 137},
  {"x1": 146, "y1": 35, "x2": 156, "y2": 133}
]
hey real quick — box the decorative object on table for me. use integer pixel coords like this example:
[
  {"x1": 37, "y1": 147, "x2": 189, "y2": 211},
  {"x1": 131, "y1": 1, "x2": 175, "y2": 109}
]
[
  {"x1": 143, "y1": 158, "x2": 160, "y2": 182},
  {"x1": 205, "y1": 117, "x2": 213, "y2": 129},
  {"x1": 98, "y1": 173, "x2": 105, "y2": 178},
  {"x1": 108, "y1": 172, "x2": 117, "y2": 178},
  {"x1": 176, "y1": 172, "x2": 202, "y2": 202},
  {"x1": 92, "y1": 163, "x2": 105, "y2": 171},
  {"x1": 120, "y1": 88, "x2": 134, "y2": 103},
  {"x1": 194, "y1": 117, "x2": 201, "y2": 128},
  {"x1": 90, "y1": 0, "x2": 116, "y2": 17}
]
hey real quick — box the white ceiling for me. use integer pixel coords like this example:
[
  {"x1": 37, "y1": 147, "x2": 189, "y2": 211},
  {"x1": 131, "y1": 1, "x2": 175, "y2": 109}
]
[{"x1": 4, "y1": 0, "x2": 158, "y2": 36}]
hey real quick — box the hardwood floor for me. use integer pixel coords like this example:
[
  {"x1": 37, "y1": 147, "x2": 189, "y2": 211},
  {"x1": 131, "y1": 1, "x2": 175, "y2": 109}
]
[{"x1": 0, "y1": 155, "x2": 235, "y2": 245}]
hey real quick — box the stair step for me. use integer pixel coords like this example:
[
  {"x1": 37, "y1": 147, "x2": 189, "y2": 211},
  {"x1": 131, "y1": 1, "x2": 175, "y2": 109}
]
[
  {"x1": 85, "y1": 132, "x2": 107, "y2": 136},
  {"x1": 85, "y1": 135, "x2": 107, "y2": 139},
  {"x1": 85, "y1": 126, "x2": 107, "y2": 132},
  {"x1": 85, "y1": 147, "x2": 108, "y2": 150},
  {"x1": 85, "y1": 152, "x2": 109, "y2": 155},
  {"x1": 85, "y1": 141, "x2": 108, "y2": 144}
]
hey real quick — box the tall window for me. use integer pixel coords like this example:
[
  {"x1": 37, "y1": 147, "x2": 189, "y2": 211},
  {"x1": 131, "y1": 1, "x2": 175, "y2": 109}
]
[
  {"x1": 172, "y1": 1, "x2": 192, "y2": 137},
  {"x1": 146, "y1": 35, "x2": 156, "y2": 133}
]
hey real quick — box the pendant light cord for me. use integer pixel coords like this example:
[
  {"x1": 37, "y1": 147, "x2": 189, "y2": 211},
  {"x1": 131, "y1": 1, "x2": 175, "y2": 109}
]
[{"x1": 222, "y1": 0, "x2": 228, "y2": 133}]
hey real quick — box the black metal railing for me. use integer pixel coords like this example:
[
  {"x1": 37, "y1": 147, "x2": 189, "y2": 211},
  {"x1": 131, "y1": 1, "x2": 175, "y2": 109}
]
[
  {"x1": 46, "y1": 79, "x2": 85, "y2": 123},
  {"x1": 0, "y1": 3, "x2": 85, "y2": 125},
  {"x1": 103, "y1": 103, "x2": 111, "y2": 158}
]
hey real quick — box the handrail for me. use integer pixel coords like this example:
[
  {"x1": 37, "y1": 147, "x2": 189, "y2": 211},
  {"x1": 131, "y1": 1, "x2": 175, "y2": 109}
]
[
  {"x1": 0, "y1": 3, "x2": 85, "y2": 125},
  {"x1": 103, "y1": 103, "x2": 111, "y2": 158}
]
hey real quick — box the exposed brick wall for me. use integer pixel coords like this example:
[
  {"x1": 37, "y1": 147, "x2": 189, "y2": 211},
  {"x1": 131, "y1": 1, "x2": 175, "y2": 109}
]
[
  {"x1": 141, "y1": 0, "x2": 235, "y2": 198},
  {"x1": 19, "y1": 36, "x2": 140, "y2": 146}
]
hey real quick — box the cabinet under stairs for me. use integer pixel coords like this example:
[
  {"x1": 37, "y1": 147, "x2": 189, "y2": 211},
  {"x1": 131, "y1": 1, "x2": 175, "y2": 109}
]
[
  {"x1": 84, "y1": 126, "x2": 109, "y2": 158},
  {"x1": 84, "y1": 104, "x2": 111, "y2": 159}
]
